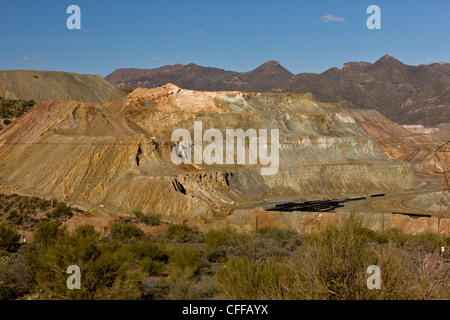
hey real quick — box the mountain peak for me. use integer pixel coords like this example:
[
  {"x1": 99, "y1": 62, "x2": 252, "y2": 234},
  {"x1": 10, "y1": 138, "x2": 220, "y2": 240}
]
[
  {"x1": 375, "y1": 54, "x2": 404, "y2": 65},
  {"x1": 252, "y1": 60, "x2": 292, "y2": 75},
  {"x1": 262, "y1": 60, "x2": 281, "y2": 66},
  {"x1": 255, "y1": 60, "x2": 284, "y2": 70}
]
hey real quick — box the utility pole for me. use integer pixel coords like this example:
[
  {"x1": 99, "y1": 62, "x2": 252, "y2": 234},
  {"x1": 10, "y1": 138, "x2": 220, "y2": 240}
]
[
  {"x1": 22, "y1": 210, "x2": 25, "y2": 243},
  {"x1": 435, "y1": 141, "x2": 449, "y2": 255}
]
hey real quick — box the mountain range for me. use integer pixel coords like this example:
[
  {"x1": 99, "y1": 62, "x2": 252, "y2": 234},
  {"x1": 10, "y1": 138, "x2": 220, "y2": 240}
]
[
  {"x1": 105, "y1": 55, "x2": 450, "y2": 126},
  {"x1": 105, "y1": 60, "x2": 294, "y2": 93}
]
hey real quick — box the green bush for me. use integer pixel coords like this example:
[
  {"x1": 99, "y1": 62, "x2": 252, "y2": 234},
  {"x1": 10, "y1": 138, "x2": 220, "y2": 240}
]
[
  {"x1": 216, "y1": 257, "x2": 294, "y2": 300},
  {"x1": 134, "y1": 210, "x2": 161, "y2": 226},
  {"x1": 256, "y1": 226, "x2": 296, "y2": 242},
  {"x1": 170, "y1": 246, "x2": 204, "y2": 278},
  {"x1": 33, "y1": 220, "x2": 66, "y2": 245},
  {"x1": 46, "y1": 201, "x2": 72, "y2": 218},
  {"x1": 24, "y1": 226, "x2": 141, "y2": 300},
  {"x1": 6, "y1": 210, "x2": 19, "y2": 222},
  {"x1": 36, "y1": 199, "x2": 49, "y2": 210},
  {"x1": 0, "y1": 284, "x2": 16, "y2": 300},
  {"x1": 226, "y1": 233, "x2": 292, "y2": 263},
  {"x1": 131, "y1": 241, "x2": 168, "y2": 262},
  {"x1": 3, "y1": 119, "x2": 11, "y2": 126},
  {"x1": 139, "y1": 258, "x2": 166, "y2": 276},
  {"x1": 109, "y1": 223, "x2": 144, "y2": 241},
  {"x1": 0, "y1": 224, "x2": 21, "y2": 252},
  {"x1": 166, "y1": 224, "x2": 197, "y2": 243},
  {"x1": 165, "y1": 273, "x2": 218, "y2": 300},
  {"x1": 204, "y1": 229, "x2": 235, "y2": 249},
  {"x1": 0, "y1": 256, "x2": 32, "y2": 297},
  {"x1": 287, "y1": 221, "x2": 375, "y2": 300}
]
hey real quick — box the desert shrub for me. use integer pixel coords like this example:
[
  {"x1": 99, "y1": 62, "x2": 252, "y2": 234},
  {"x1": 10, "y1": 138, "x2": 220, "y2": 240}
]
[
  {"x1": 366, "y1": 243, "x2": 419, "y2": 299},
  {"x1": 204, "y1": 229, "x2": 236, "y2": 249},
  {"x1": 165, "y1": 273, "x2": 218, "y2": 300},
  {"x1": 374, "y1": 228, "x2": 409, "y2": 246},
  {"x1": 256, "y1": 226, "x2": 296, "y2": 242},
  {"x1": 408, "y1": 230, "x2": 448, "y2": 254},
  {"x1": 33, "y1": 220, "x2": 66, "y2": 245},
  {"x1": 46, "y1": 201, "x2": 72, "y2": 218},
  {"x1": 205, "y1": 228, "x2": 292, "y2": 263},
  {"x1": 0, "y1": 255, "x2": 32, "y2": 298},
  {"x1": 3, "y1": 119, "x2": 11, "y2": 126},
  {"x1": 22, "y1": 99, "x2": 35, "y2": 107},
  {"x1": 169, "y1": 246, "x2": 205, "y2": 278},
  {"x1": 0, "y1": 224, "x2": 21, "y2": 252},
  {"x1": 0, "y1": 284, "x2": 15, "y2": 300},
  {"x1": 140, "y1": 278, "x2": 166, "y2": 300},
  {"x1": 369, "y1": 228, "x2": 447, "y2": 254},
  {"x1": 139, "y1": 258, "x2": 166, "y2": 276},
  {"x1": 24, "y1": 225, "x2": 141, "y2": 300},
  {"x1": 36, "y1": 199, "x2": 48, "y2": 210},
  {"x1": 131, "y1": 241, "x2": 168, "y2": 262},
  {"x1": 109, "y1": 223, "x2": 144, "y2": 242},
  {"x1": 134, "y1": 210, "x2": 161, "y2": 226},
  {"x1": 286, "y1": 221, "x2": 376, "y2": 300},
  {"x1": 216, "y1": 257, "x2": 294, "y2": 300},
  {"x1": 6, "y1": 210, "x2": 19, "y2": 222},
  {"x1": 166, "y1": 224, "x2": 198, "y2": 243},
  {"x1": 227, "y1": 234, "x2": 292, "y2": 263},
  {"x1": 204, "y1": 246, "x2": 227, "y2": 263}
]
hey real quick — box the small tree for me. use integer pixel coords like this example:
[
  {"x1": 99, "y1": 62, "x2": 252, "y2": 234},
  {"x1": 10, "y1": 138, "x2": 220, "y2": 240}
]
[
  {"x1": 0, "y1": 224, "x2": 21, "y2": 252},
  {"x1": 109, "y1": 223, "x2": 144, "y2": 241},
  {"x1": 34, "y1": 220, "x2": 66, "y2": 245}
]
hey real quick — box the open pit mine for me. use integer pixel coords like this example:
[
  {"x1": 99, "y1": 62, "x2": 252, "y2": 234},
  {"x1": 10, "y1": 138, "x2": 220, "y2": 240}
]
[{"x1": 0, "y1": 84, "x2": 448, "y2": 234}]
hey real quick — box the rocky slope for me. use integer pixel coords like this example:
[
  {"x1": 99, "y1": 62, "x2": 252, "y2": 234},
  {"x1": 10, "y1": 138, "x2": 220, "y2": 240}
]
[
  {"x1": 0, "y1": 70, "x2": 126, "y2": 102},
  {"x1": 0, "y1": 84, "x2": 422, "y2": 225}
]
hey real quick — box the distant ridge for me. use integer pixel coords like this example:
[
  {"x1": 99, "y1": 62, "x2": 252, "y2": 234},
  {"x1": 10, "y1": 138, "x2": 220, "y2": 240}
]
[
  {"x1": 0, "y1": 70, "x2": 125, "y2": 102},
  {"x1": 105, "y1": 61, "x2": 293, "y2": 93},
  {"x1": 283, "y1": 55, "x2": 450, "y2": 126},
  {"x1": 104, "y1": 56, "x2": 450, "y2": 126}
]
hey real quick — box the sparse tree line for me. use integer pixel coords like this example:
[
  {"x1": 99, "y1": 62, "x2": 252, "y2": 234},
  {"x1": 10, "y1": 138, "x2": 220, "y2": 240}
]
[
  {"x1": 0, "y1": 193, "x2": 81, "y2": 234},
  {"x1": 0, "y1": 97, "x2": 36, "y2": 129},
  {"x1": 0, "y1": 208, "x2": 449, "y2": 300}
]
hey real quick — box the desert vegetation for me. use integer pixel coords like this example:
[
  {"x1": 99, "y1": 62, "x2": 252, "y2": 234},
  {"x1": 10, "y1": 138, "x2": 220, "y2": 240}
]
[
  {"x1": 0, "y1": 211, "x2": 449, "y2": 300},
  {"x1": 0, "y1": 194, "x2": 81, "y2": 232},
  {"x1": 0, "y1": 98, "x2": 35, "y2": 130}
]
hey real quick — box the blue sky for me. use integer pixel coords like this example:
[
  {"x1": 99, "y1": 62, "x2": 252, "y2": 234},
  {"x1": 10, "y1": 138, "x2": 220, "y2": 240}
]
[{"x1": 0, "y1": 0, "x2": 449, "y2": 77}]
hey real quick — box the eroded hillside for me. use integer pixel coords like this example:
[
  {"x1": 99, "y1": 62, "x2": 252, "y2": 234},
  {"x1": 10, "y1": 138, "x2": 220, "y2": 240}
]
[
  {"x1": 0, "y1": 70, "x2": 126, "y2": 102},
  {"x1": 0, "y1": 84, "x2": 424, "y2": 227}
]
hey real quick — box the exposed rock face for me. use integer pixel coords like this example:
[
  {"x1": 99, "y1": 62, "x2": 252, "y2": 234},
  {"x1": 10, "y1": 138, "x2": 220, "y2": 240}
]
[
  {"x1": 0, "y1": 84, "x2": 422, "y2": 224},
  {"x1": 0, "y1": 70, "x2": 126, "y2": 102}
]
